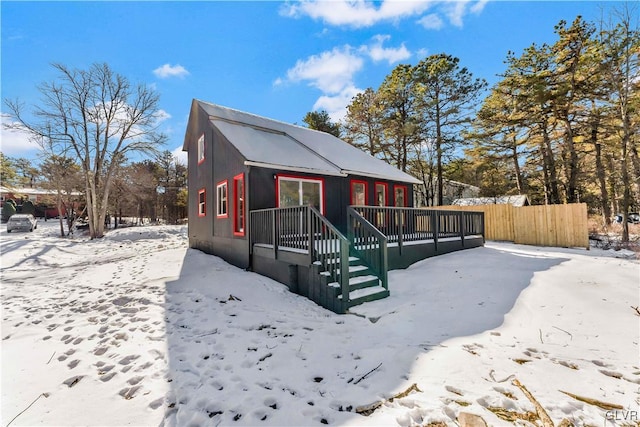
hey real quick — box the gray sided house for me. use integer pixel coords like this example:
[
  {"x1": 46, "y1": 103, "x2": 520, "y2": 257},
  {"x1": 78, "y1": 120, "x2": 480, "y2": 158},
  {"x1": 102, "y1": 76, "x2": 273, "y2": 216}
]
[{"x1": 183, "y1": 100, "x2": 485, "y2": 313}]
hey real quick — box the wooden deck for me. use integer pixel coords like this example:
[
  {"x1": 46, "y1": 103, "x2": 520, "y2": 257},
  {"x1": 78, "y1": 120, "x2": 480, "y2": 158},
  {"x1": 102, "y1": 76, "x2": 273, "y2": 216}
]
[{"x1": 249, "y1": 206, "x2": 485, "y2": 313}]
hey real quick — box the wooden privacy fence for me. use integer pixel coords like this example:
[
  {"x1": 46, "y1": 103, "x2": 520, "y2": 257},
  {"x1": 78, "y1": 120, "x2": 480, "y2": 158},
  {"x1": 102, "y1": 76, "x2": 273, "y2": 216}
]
[{"x1": 432, "y1": 203, "x2": 589, "y2": 249}]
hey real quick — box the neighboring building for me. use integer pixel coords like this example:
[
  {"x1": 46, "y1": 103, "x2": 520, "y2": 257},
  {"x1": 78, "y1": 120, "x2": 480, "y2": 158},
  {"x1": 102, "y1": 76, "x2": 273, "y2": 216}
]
[
  {"x1": 453, "y1": 195, "x2": 530, "y2": 207},
  {"x1": 0, "y1": 186, "x2": 82, "y2": 218},
  {"x1": 414, "y1": 179, "x2": 480, "y2": 207},
  {"x1": 183, "y1": 100, "x2": 485, "y2": 313}
]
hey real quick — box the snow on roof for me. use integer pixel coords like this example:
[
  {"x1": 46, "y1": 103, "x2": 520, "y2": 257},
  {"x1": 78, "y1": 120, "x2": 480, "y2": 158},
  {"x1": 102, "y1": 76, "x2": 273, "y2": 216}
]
[
  {"x1": 192, "y1": 100, "x2": 421, "y2": 184},
  {"x1": 452, "y1": 195, "x2": 530, "y2": 207}
]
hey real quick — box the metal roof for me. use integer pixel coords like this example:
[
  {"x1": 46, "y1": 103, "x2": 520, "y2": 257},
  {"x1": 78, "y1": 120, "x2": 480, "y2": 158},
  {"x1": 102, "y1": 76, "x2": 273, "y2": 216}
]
[
  {"x1": 190, "y1": 100, "x2": 421, "y2": 184},
  {"x1": 452, "y1": 195, "x2": 530, "y2": 207}
]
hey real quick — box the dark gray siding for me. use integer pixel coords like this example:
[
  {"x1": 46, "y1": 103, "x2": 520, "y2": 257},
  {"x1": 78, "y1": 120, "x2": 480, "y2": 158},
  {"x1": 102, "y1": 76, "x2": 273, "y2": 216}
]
[{"x1": 185, "y1": 102, "x2": 250, "y2": 269}]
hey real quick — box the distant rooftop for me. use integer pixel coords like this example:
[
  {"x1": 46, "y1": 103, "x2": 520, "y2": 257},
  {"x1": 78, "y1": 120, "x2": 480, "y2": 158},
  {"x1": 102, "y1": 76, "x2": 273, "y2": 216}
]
[{"x1": 453, "y1": 195, "x2": 530, "y2": 207}]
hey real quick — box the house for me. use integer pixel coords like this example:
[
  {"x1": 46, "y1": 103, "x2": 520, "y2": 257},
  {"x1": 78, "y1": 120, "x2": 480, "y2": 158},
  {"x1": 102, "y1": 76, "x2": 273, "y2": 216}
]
[
  {"x1": 453, "y1": 195, "x2": 530, "y2": 207},
  {"x1": 183, "y1": 100, "x2": 485, "y2": 313},
  {"x1": 414, "y1": 179, "x2": 480, "y2": 207},
  {"x1": 0, "y1": 185, "x2": 80, "y2": 218}
]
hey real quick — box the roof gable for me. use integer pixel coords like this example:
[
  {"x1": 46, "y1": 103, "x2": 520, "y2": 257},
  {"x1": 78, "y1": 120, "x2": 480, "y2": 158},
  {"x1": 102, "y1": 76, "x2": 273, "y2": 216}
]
[{"x1": 187, "y1": 100, "x2": 421, "y2": 184}]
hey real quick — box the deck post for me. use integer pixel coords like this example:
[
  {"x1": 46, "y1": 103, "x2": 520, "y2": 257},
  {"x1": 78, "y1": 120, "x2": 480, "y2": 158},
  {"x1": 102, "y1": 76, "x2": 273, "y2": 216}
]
[
  {"x1": 432, "y1": 210, "x2": 439, "y2": 252},
  {"x1": 381, "y1": 239, "x2": 388, "y2": 291},
  {"x1": 272, "y1": 210, "x2": 278, "y2": 259},
  {"x1": 307, "y1": 206, "x2": 314, "y2": 265},
  {"x1": 459, "y1": 211, "x2": 465, "y2": 248},
  {"x1": 397, "y1": 210, "x2": 403, "y2": 255},
  {"x1": 340, "y1": 238, "x2": 349, "y2": 307}
]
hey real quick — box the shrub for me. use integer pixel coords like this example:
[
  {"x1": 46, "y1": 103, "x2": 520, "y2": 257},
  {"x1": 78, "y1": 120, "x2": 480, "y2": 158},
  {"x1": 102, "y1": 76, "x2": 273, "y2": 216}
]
[
  {"x1": 21, "y1": 200, "x2": 35, "y2": 215},
  {"x1": 2, "y1": 202, "x2": 16, "y2": 222}
]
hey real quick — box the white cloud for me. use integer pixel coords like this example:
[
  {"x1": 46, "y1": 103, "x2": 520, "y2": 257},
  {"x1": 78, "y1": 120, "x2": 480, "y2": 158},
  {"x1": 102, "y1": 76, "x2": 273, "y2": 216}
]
[
  {"x1": 418, "y1": 13, "x2": 444, "y2": 30},
  {"x1": 444, "y1": 1, "x2": 469, "y2": 28},
  {"x1": 313, "y1": 85, "x2": 363, "y2": 122},
  {"x1": 285, "y1": 46, "x2": 364, "y2": 94},
  {"x1": 154, "y1": 109, "x2": 172, "y2": 124},
  {"x1": 362, "y1": 35, "x2": 411, "y2": 64},
  {"x1": 470, "y1": 0, "x2": 489, "y2": 14},
  {"x1": 280, "y1": 36, "x2": 414, "y2": 121},
  {"x1": 282, "y1": 0, "x2": 488, "y2": 30},
  {"x1": 171, "y1": 145, "x2": 187, "y2": 166},
  {"x1": 280, "y1": 0, "x2": 432, "y2": 28},
  {"x1": 153, "y1": 63, "x2": 190, "y2": 79},
  {"x1": 0, "y1": 113, "x2": 42, "y2": 157},
  {"x1": 416, "y1": 48, "x2": 430, "y2": 59}
]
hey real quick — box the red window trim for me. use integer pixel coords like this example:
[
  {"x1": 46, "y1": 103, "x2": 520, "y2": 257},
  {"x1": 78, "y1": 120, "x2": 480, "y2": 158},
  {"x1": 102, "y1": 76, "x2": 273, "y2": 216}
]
[
  {"x1": 393, "y1": 185, "x2": 408, "y2": 207},
  {"x1": 216, "y1": 180, "x2": 228, "y2": 218},
  {"x1": 197, "y1": 133, "x2": 205, "y2": 166},
  {"x1": 197, "y1": 188, "x2": 206, "y2": 217},
  {"x1": 374, "y1": 182, "x2": 388, "y2": 207},
  {"x1": 350, "y1": 179, "x2": 368, "y2": 206},
  {"x1": 233, "y1": 173, "x2": 245, "y2": 236},
  {"x1": 275, "y1": 173, "x2": 326, "y2": 215}
]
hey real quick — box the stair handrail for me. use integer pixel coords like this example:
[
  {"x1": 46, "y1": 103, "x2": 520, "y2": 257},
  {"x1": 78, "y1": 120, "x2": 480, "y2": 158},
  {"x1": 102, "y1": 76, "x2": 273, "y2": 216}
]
[
  {"x1": 346, "y1": 206, "x2": 388, "y2": 291},
  {"x1": 307, "y1": 206, "x2": 350, "y2": 305}
]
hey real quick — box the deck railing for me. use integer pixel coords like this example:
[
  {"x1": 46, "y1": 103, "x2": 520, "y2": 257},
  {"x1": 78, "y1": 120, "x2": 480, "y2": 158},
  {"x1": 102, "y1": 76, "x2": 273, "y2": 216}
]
[
  {"x1": 350, "y1": 206, "x2": 484, "y2": 250},
  {"x1": 249, "y1": 206, "x2": 350, "y2": 303},
  {"x1": 347, "y1": 207, "x2": 388, "y2": 290}
]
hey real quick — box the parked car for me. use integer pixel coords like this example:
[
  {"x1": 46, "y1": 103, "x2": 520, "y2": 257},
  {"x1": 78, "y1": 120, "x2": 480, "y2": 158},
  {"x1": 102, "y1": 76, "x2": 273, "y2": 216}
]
[
  {"x1": 6, "y1": 214, "x2": 38, "y2": 233},
  {"x1": 614, "y1": 213, "x2": 640, "y2": 224}
]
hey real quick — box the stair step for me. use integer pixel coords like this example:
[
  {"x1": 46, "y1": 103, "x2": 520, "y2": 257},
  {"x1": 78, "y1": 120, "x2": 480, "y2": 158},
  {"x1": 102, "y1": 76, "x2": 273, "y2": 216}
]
[
  {"x1": 334, "y1": 264, "x2": 370, "y2": 278},
  {"x1": 338, "y1": 285, "x2": 389, "y2": 307},
  {"x1": 348, "y1": 274, "x2": 379, "y2": 291},
  {"x1": 325, "y1": 256, "x2": 360, "y2": 266}
]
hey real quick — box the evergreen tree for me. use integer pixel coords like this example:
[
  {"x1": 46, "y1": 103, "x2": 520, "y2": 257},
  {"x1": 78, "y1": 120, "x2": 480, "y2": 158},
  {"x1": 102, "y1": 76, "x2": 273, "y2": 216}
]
[{"x1": 302, "y1": 110, "x2": 341, "y2": 137}]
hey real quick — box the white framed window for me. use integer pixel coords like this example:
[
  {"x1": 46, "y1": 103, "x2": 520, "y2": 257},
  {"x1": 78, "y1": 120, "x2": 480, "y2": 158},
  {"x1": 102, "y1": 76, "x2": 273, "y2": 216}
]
[
  {"x1": 394, "y1": 185, "x2": 407, "y2": 207},
  {"x1": 198, "y1": 188, "x2": 206, "y2": 217},
  {"x1": 216, "y1": 181, "x2": 228, "y2": 218},
  {"x1": 351, "y1": 180, "x2": 368, "y2": 205},
  {"x1": 197, "y1": 134, "x2": 205, "y2": 164},
  {"x1": 276, "y1": 175, "x2": 324, "y2": 214}
]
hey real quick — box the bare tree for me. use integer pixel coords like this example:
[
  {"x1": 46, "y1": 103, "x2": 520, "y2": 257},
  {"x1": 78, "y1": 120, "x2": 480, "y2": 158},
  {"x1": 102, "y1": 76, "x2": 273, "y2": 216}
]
[
  {"x1": 40, "y1": 154, "x2": 83, "y2": 237},
  {"x1": 4, "y1": 63, "x2": 166, "y2": 238}
]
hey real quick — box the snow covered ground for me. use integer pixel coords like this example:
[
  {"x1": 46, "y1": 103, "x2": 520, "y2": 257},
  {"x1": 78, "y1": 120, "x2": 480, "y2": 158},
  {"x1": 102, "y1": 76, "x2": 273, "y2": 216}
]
[{"x1": 1, "y1": 220, "x2": 638, "y2": 426}]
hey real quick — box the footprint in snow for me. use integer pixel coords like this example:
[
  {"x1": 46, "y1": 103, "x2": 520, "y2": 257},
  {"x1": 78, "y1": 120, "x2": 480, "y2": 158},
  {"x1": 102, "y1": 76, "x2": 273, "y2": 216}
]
[
  {"x1": 127, "y1": 375, "x2": 144, "y2": 385},
  {"x1": 264, "y1": 397, "x2": 279, "y2": 410},
  {"x1": 148, "y1": 397, "x2": 164, "y2": 410},
  {"x1": 63, "y1": 375, "x2": 83, "y2": 388},
  {"x1": 119, "y1": 385, "x2": 141, "y2": 400},
  {"x1": 119, "y1": 355, "x2": 140, "y2": 365},
  {"x1": 599, "y1": 369, "x2": 623, "y2": 379}
]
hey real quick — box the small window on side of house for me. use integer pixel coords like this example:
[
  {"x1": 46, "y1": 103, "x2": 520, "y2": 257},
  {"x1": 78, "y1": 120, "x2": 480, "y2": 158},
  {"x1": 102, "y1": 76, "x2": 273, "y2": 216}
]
[
  {"x1": 198, "y1": 188, "x2": 206, "y2": 217},
  {"x1": 197, "y1": 134, "x2": 205, "y2": 164},
  {"x1": 233, "y1": 173, "x2": 245, "y2": 236}
]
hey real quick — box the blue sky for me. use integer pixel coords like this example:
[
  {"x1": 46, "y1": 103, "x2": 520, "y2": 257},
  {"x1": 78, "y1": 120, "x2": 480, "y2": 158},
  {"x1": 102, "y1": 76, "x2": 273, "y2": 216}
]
[{"x1": 1, "y1": 1, "x2": 615, "y2": 164}]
